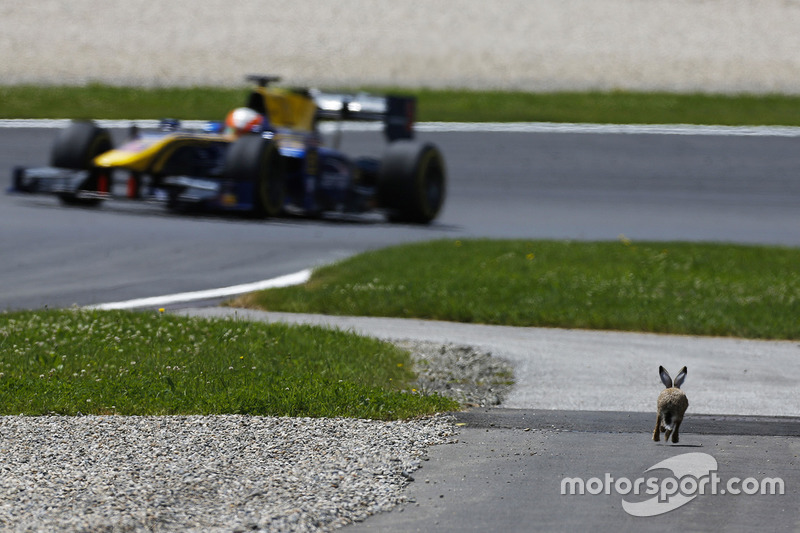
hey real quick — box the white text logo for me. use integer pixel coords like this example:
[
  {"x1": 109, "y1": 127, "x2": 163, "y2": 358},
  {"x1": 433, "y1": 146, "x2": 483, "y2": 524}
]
[{"x1": 560, "y1": 452, "x2": 784, "y2": 516}]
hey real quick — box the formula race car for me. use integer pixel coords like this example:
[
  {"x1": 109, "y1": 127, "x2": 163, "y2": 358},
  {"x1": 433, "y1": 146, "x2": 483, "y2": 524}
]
[{"x1": 10, "y1": 75, "x2": 446, "y2": 224}]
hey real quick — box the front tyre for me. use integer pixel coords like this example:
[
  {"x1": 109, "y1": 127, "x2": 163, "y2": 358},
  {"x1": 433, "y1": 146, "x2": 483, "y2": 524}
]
[
  {"x1": 378, "y1": 141, "x2": 446, "y2": 224},
  {"x1": 224, "y1": 135, "x2": 286, "y2": 218},
  {"x1": 51, "y1": 121, "x2": 113, "y2": 170},
  {"x1": 51, "y1": 121, "x2": 113, "y2": 207}
]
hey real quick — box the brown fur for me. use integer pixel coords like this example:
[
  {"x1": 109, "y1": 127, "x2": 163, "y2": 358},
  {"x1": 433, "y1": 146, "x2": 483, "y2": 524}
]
[{"x1": 653, "y1": 366, "x2": 689, "y2": 444}]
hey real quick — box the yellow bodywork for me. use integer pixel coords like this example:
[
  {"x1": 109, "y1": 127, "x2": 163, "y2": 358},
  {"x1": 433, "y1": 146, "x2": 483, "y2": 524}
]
[
  {"x1": 91, "y1": 83, "x2": 317, "y2": 171},
  {"x1": 254, "y1": 87, "x2": 317, "y2": 132},
  {"x1": 93, "y1": 134, "x2": 228, "y2": 172}
]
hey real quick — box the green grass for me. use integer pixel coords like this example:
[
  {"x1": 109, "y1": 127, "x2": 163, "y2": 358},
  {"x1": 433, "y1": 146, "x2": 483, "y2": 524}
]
[
  {"x1": 415, "y1": 89, "x2": 800, "y2": 126},
  {"x1": 0, "y1": 84, "x2": 243, "y2": 121},
  {"x1": 4, "y1": 84, "x2": 800, "y2": 125},
  {"x1": 0, "y1": 309, "x2": 457, "y2": 417},
  {"x1": 229, "y1": 239, "x2": 800, "y2": 340}
]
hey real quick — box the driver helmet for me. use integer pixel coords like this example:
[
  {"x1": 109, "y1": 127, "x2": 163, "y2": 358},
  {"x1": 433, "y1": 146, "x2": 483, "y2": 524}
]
[{"x1": 225, "y1": 107, "x2": 266, "y2": 137}]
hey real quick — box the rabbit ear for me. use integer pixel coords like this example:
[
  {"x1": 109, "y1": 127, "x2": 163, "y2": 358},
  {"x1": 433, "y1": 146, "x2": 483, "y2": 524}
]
[
  {"x1": 659, "y1": 366, "x2": 673, "y2": 388},
  {"x1": 673, "y1": 366, "x2": 687, "y2": 389}
]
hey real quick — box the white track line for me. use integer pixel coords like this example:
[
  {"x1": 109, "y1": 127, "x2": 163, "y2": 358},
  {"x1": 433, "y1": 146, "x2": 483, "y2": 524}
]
[
  {"x1": 420, "y1": 122, "x2": 800, "y2": 137},
  {"x1": 4, "y1": 119, "x2": 800, "y2": 137},
  {"x1": 87, "y1": 269, "x2": 312, "y2": 311}
]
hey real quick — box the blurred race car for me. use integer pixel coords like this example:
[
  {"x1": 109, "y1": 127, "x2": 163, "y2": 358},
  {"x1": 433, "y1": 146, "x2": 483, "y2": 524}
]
[{"x1": 10, "y1": 75, "x2": 446, "y2": 223}]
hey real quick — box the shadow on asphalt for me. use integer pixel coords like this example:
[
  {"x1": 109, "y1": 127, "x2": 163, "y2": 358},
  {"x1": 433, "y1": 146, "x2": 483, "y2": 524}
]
[{"x1": 454, "y1": 408, "x2": 800, "y2": 437}]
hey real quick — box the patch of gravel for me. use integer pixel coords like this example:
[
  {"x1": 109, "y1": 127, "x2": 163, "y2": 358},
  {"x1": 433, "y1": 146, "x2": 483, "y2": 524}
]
[
  {"x1": 0, "y1": 331, "x2": 513, "y2": 531},
  {"x1": 397, "y1": 340, "x2": 515, "y2": 408},
  {"x1": 0, "y1": 415, "x2": 457, "y2": 532},
  {"x1": 3, "y1": 1, "x2": 800, "y2": 92}
]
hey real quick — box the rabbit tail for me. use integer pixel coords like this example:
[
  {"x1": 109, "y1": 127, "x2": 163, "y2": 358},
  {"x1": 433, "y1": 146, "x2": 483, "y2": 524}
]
[
  {"x1": 662, "y1": 412, "x2": 674, "y2": 431},
  {"x1": 662, "y1": 412, "x2": 675, "y2": 440}
]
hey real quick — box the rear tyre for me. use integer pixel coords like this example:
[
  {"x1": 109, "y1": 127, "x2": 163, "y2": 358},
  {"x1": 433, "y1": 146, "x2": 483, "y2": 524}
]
[
  {"x1": 378, "y1": 141, "x2": 446, "y2": 224},
  {"x1": 224, "y1": 135, "x2": 285, "y2": 218},
  {"x1": 51, "y1": 121, "x2": 113, "y2": 207}
]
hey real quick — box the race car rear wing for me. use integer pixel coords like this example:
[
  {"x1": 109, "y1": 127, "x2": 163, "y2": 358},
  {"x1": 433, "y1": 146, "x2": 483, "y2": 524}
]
[
  {"x1": 310, "y1": 90, "x2": 416, "y2": 141},
  {"x1": 244, "y1": 75, "x2": 415, "y2": 141}
]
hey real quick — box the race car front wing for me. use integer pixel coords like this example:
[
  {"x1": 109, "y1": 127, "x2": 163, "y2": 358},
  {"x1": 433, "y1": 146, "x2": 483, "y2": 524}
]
[
  {"x1": 10, "y1": 165, "x2": 226, "y2": 207},
  {"x1": 12, "y1": 166, "x2": 90, "y2": 195}
]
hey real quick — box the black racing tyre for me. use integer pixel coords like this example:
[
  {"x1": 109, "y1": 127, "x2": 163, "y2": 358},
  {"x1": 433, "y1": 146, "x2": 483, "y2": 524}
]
[
  {"x1": 51, "y1": 121, "x2": 113, "y2": 207},
  {"x1": 51, "y1": 121, "x2": 112, "y2": 170},
  {"x1": 224, "y1": 135, "x2": 285, "y2": 218},
  {"x1": 378, "y1": 141, "x2": 446, "y2": 224}
]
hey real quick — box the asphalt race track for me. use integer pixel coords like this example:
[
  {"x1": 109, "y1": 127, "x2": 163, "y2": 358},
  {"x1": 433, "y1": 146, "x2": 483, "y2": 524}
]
[{"x1": 2, "y1": 124, "x2": 800, "y2": 311}]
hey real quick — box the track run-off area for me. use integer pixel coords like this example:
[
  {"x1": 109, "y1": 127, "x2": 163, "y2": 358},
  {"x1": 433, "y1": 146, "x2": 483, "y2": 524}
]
[{"x1": 3, "y1": 120, "x2": 800, "y2": 531}]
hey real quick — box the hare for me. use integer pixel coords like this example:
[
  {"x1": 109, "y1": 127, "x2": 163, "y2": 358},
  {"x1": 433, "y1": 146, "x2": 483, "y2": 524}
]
[{"x1": 653, "y1": 366, "x2": 688, "y2": 444}]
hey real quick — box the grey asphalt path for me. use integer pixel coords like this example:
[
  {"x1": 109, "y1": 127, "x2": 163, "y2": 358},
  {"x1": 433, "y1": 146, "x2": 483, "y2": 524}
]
[
  {"x1": 179, "y1": 308, "x2": 800, "y2": 531},
  {"x1": 348, "y1": 411, "x2": 799, "y2": 532},
  {"x1": 179, "y1": 308, "x2": 800, "y2": 418}
]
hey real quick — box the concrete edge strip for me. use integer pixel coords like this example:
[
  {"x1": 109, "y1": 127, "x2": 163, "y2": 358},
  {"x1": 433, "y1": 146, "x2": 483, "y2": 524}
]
[
  {"x1": 3, "y1": 119, "x2": 800, "y2": 137},
  {"x1": 86, "y1": 268, "x2": 312, "y2": 311}
]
